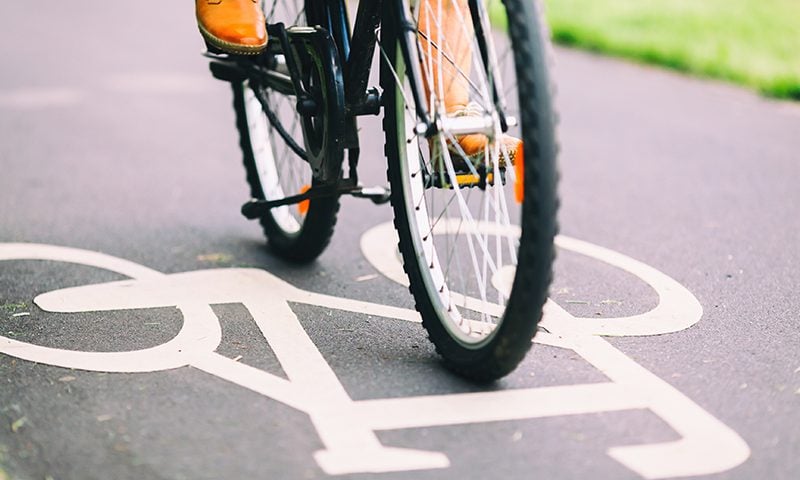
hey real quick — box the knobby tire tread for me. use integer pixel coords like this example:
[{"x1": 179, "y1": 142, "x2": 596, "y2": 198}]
[
  {"x1": 381, "y1": 0, "x2": 560, "y2": 381},
  {"x1": 232, "y1": 82, "x2": 340, "y2": 264}
]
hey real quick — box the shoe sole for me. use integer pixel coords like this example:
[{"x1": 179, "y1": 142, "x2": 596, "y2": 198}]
[{"x1": 198, "y1": 23, "x2": 267, "y2": 56}]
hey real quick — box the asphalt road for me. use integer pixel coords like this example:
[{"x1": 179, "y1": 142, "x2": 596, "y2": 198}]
[{"x1": 1, "y1": 2, "x2": 799, "y2": 480}]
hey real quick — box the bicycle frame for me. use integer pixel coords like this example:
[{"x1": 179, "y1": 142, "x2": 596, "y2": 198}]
[
  {"x1": 208, "y1": 0, "x2": 509, "y2": 217},
  {"x1": 320, "y1": 0, "x2": 436, "y2": 131},
  {"x1": 201, "y1": 0, "x2": 563, "y2": 385}
]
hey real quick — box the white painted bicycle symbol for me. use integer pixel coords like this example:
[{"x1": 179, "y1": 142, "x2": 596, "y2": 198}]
[{"x1": 0, "y1": 223, "x2": 749, "y2": 478}]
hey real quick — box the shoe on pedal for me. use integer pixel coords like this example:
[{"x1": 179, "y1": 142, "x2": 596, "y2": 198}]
[
  {"x1": 196, "y1": 0, "x2": 267, "y2": 55},
  {"x1": 430, "y1": 103, "x2": 523, "y2": 187}
]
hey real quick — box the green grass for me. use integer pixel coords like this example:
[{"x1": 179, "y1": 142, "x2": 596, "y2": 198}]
[
  {"x1": 541, "y1": 0, "x2": 800, "y2": 99},
  {"x1": 0, "y1": 302, "x2": 27, "y2": 315}
]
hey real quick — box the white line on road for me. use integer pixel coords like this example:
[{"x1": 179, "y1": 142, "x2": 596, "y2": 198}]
[
  {"x1": 0, "y1": 88, "x2": 84, "y2": 109},
  {"x1": 0, "y1": 231, "x2": 750, "y2": 478}
]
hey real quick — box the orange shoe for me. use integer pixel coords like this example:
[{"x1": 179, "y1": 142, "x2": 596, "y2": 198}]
[
  {"x1": 451, "y1": 132, "x2": 522, "y2": 170},
  {"x1": 431, "y1": 103, "x2": 522, "y2": 183},
  {"x1": 196, "y1": 0, "x2": 267, "y2": 55}
]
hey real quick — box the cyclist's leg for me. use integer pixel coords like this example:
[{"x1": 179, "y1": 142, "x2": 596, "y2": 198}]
[
  {"x1": 418, "y1": 0, "x2": 472, "y2": 113},
  {"x1": 418, "y1": 0, "x2": 522, "y2": 168}
]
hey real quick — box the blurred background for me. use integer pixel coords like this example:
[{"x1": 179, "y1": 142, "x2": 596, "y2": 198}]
[{"x1": 542, "y1": 0, "x2": 800, "y2": 100}]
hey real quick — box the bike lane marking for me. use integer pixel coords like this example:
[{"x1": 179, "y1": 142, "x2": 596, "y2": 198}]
[
  {"x1": 361, "y1": 220, "x2": 703, "y2": 336},
  {"x1": 0, "y1": 228, "x2": 750, "y2": 478},
  {"x1": 0, "y1": 243, "x2": 220, "y2": 372},
  {"x1": 361, "y1": 222, "x2": 750, "y2": 479},
  {"x1": 0, "y1": 248, "x2": 448, "y2": 474}
]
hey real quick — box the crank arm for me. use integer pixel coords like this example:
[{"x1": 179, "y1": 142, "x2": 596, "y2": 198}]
[
  {"x1": 242, "y1": 183, "x2": 391, "y2": 219},
  {"x1": 242, "y1": 185, "x2": 344, "y2": 219},
  {"x1": 205, "y1": 44, "x2": 296, "y2": 97},
  {"x1": 350, "y1": 185, "x2": 391, "y2": 204}
]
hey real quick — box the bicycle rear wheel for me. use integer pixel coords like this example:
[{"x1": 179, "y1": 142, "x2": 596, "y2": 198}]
[
  {"x1": 233, "y1": 1, "x2": 340, "y2": 263},
  {"x1": 380, "y1": 0, "x2": 559, "y2": 380}
]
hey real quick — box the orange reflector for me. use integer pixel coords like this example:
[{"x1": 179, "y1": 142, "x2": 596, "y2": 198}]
[
  {"x1": 298, "y1": 184, "x2": 311, "y2": 215},
  {"x1": 514, "y1": 144, "x2": 524, "y2": 204}
]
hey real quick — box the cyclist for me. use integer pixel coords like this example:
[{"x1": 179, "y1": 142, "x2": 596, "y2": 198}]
[{"x1": 195, "y1": 0, "x2": 522, "y2": 171}]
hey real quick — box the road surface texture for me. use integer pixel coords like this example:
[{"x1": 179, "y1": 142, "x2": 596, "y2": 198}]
[{"x1": 1, "y1": 2, "x2": 798, "y2": 480}]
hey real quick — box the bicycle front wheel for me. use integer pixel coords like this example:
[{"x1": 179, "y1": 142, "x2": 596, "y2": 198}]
[{"x1": 380, "y1": 0, "x2": 559, "y2": 380}]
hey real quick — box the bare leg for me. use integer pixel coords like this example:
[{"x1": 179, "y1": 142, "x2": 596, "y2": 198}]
[
  {"x1": 418, "y1": 0, "x2": 472, "y2": 114},
  {"x1": 417, "y1": 0, "x2": 522, "y2": 171}
]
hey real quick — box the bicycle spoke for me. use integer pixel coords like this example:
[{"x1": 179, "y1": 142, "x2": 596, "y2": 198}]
[{"x1": 381, "y1": 0, "x2": 557, "y2": 378}]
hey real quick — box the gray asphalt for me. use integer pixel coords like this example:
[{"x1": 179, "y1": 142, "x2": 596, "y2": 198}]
[{"x1": 1, "y1": 2, "x2": 799, "y2": 480}]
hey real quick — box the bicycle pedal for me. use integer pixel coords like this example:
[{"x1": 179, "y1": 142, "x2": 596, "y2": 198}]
[
  {"x1": 350, "y1": 185, "x2": 391, "y2": 205},
  {"x1": 208, "y1": 60, "x2": 246, "y2": 82},
  {"x1": 203, "y1": 40, "x2": 226, "y2": 56},
  {"x1": 427, "y1": 168, "x2": 506, "y2": 189}
]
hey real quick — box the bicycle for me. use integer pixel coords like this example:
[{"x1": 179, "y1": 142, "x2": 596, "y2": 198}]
[{"x1": 205, "y1": 0, "x2": 559, "y2": 381}]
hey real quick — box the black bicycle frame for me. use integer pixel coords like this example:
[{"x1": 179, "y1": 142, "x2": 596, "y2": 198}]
[
  {"x1": 305, "y1": 0, "x2": 383, "y2": 116},
  {"x1": 303, "y1": 0, "x2": 436, "y2": 127},
  {"x1": 230, "y1": 0, "x2": 511, "y2": 217},
  {"x1": 210, "y1": 0, "x2": 505, "y2": 140},
  {"x1": 330, "y1": 0, "x2": 503, "y2": 135}
]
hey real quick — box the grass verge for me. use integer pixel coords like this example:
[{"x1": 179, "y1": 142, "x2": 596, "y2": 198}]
[{"x1": 541, "y1": 0, "x2": 800, "y2": 99}]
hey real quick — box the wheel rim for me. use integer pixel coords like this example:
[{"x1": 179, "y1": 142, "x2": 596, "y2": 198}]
[
  {"x1": 243, "y1": 81, "x2": 309, "y2": 235},
  {"x1": 243, "y1": 0, "x2": 311, "y2": 236}
]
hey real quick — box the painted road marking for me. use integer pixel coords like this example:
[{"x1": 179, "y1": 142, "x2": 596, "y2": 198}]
[
  {"x1": 0, "y1": 74, "x2": 215, "y2": 110},
  {"x1": 0, "y1": 88, "x2": 84, "y2": 109},
  {"x1": 0, "y1": 228, "x2": 749, "y2": 478},
  {"x1": 361, "y1": 222, "x2": 750, "y2": 479}
]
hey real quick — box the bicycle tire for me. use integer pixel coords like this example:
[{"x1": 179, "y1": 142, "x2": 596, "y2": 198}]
[
  {"x1": 380, "y1": 0, "x2": 559, "y2": 381},
  {"x1": 232, "y1": 1, "x2": 339, "y2": 263}
]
